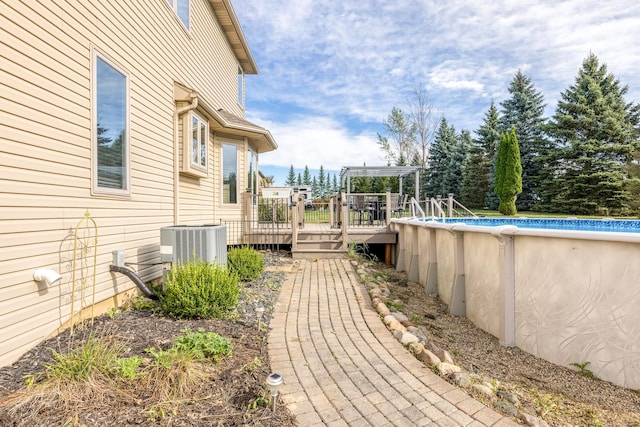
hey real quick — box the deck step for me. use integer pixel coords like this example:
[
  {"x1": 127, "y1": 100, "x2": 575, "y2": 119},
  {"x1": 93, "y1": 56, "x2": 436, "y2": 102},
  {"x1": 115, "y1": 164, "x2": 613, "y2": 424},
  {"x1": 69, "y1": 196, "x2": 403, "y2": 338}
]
[
  {"x1": 295, "y1": 240, "x2": 344, "y2": 250},
  {"x1": 297, "y1": 231, "x2": 342, "y2": 241},
  {"x1": 291, "y1": 248, "x2": 349, "y2": 259}
]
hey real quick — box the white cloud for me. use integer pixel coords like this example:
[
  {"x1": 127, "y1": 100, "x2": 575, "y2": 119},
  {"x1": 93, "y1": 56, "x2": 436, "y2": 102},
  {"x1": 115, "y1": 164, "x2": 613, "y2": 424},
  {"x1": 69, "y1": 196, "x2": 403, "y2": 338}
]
[
  {"x1": 248, "y1": 114, "x2": 383, "y2": 171},
  {"x1": 234, "y1": 0, "x2": 640, "y2": 158}
]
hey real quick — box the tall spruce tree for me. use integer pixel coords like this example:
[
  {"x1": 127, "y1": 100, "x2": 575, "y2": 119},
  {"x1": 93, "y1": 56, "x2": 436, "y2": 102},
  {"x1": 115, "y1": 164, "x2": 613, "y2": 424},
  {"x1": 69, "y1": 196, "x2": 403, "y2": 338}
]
[
  {"x1": 311, "y1": 176, "x2": 319, "y2": 198},
  {"x1": 494, "y1": 128, "x2": 522, "y2": 215},
  {"x1": 285, "y1": 165, "x2": 296, "y2": 186},
  {"x1": 303, "y1": 166, "x2": 312, "y2": 186},
  {"x1": 425, "y1": 118, "x2": 457, "y2": 197},
  {"x1": 543, "y1": 53, "x2": 640, "y2": 214},
  {"x1": 500, "y1": 70, "x2": 547, "y2": 210},
  {"x1": 332, "y1": 174, "x2": 339, "y2": 194},
  {"x1": 474, "y1": 102, "x2": 502, "y2": 209},
  {"x1": 460, "y1": 130, "x2": 490, "y2": 208},
  {"x1": 318, "y1": 165, "x2": 326, "y2": 198},
  {"x1": 443, "y1": 129, "x2": 471, "y2": 199}
]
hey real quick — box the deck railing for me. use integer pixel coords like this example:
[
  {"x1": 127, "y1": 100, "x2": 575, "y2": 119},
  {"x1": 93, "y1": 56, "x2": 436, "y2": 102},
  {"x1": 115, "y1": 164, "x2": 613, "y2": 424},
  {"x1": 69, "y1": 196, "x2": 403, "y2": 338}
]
[
  {"x1": 234, "y1": 190, "x2": 412, "y2": 249},
  {"x1": 427, "y1": 194, "x2": 477, "y2": 218}
]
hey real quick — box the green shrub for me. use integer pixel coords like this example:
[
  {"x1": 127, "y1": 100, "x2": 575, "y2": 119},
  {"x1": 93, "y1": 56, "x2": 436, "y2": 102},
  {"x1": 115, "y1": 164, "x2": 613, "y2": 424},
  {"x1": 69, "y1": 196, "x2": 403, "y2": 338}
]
[
  {"x1": 227, "y1": 247, "x2": 264, "y2": 281},
  {"x1": 160, "y1": 259, "x2": 239, "y2": 319}
]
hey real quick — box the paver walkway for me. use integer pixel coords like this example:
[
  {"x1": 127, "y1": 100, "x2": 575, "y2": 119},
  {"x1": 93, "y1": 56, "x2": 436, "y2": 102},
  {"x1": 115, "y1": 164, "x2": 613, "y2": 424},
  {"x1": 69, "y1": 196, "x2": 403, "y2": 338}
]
[{"x1": 268, "y1": 258, "x2": 517, "y2": 426}]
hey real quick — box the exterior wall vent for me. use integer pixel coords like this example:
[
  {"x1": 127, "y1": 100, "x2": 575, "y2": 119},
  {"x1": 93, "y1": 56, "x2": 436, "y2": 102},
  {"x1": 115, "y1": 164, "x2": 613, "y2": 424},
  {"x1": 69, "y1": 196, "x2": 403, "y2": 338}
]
[{"x1": 160, "y1": 225, "x2": 227, "y2": 265}]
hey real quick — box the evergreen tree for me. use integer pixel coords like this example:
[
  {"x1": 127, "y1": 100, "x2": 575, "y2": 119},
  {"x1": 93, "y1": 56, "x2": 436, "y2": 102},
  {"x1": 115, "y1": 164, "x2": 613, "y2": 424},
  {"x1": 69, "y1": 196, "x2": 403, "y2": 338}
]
[
  {"x1": 494, "y1": 128, "x2": 522, "y2": 215},
  {"x1": 443, "y1": 129, "x2": 470, "y2": 199},
  {"x1": 303, "y1": 166, "x2": 312, "y2": 186},
  {"x1": 311, "y1": 176, "x2": 319, "y2": 198},
  {"x1": 318, "y1": 165, "x2": 326, "y2": 198},
  {"x1": 425, "y1": 118, "x2": 457, "y2": 198},
  {"x1": 460, "y1": 130, "x2": 490, "y2": 208},
  {"x1": 296, "y1": 173, "x2": 302, "y2": 186},
  {"x1": 332, "y1": 174, "x2": 339, "y2": 194},
  {"x1": 285, "y1": 165, "x2": 296, "y2": 186},
  {"x1": 473, "y1": 102, "x2": 502, "y2": 209},
  {"x1": 500, "y1": 70, "x2": 547, "y2": 210},
  {"x1": 543, "y1": 53, "x2": 640, "y2": 214},
  {"x1": 625, "y1": 151, "x2": 640, "y2": 214}
]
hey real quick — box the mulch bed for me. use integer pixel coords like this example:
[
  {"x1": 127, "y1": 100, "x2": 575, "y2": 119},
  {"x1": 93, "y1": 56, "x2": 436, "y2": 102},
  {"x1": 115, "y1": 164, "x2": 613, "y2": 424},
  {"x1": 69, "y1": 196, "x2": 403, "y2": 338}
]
[{"x1": 0, "y1": 252, "x2": 297, "y2": 427}]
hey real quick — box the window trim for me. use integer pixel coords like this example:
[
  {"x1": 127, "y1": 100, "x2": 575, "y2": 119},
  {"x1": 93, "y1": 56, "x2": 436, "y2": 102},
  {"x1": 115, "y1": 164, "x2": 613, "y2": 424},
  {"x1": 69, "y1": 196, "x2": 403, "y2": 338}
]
[
  {"x1": 92, "y1": 49, "x2": 131, "y2": 197},
  {"x1": 182, "y1": 111, "x2": 209, "y2": 178},
  {"x1": 237, "y1": 65, "x2": 244, "y2": 108},
  {"x1": 221, "y1": 141, "x2": 240, "y2": 205},
  {"x1": 247, "y1": 147, "x2": 257, "y2": 194},
  {"x1": 166, "y1": 0, "x2": 190, "y2": 31}
]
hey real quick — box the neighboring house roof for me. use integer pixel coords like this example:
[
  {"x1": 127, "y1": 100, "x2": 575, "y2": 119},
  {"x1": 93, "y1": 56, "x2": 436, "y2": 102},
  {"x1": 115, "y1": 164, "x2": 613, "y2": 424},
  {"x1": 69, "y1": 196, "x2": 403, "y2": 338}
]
[
  {"x1": 175, "y1": 83, "x2": 277, "y2": 153},
  {"x1": 209, "y1": 0, "x2": 258, "y2": 74}
]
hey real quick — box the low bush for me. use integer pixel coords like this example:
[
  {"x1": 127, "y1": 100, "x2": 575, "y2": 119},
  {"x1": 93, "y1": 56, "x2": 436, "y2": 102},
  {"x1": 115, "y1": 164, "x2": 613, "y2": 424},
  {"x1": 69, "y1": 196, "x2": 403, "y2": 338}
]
[
  {"x1": 160, "y1": 259, "x2": 239, "y2": 319},
  {"x1": 227, "y1": 247, "x2": 264, "y2": 281},
  {"x1": 174, "y1": 328, "x2": 232, "y2": 362}
]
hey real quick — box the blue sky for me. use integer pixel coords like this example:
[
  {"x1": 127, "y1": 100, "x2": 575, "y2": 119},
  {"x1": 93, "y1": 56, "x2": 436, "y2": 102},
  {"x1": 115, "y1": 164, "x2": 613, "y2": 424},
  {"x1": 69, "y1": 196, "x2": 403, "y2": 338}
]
[{"x1": 233, "y1": 1, "x2": 640, "y2": 186}]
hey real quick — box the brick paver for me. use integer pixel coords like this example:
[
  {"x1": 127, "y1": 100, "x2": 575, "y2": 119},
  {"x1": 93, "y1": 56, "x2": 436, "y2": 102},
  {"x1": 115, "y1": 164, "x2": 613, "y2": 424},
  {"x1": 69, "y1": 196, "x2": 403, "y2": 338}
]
[{"x1": 268, "y1": 259, "x2": 516, "y2": 426}]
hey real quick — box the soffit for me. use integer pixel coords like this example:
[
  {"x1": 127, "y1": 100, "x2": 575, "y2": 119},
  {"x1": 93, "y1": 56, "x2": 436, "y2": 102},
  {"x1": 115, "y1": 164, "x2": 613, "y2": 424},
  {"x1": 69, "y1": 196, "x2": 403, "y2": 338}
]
[{"x1": 208, "y1": 0, "x2": 258, "y2": 74}]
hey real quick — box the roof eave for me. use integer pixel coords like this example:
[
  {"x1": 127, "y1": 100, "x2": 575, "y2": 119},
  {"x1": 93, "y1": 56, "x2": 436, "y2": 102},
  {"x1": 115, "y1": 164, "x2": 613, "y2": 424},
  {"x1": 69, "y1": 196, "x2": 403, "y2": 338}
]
[{"x1": 208, "y1": 0, "x2": 258, "y2": 74}]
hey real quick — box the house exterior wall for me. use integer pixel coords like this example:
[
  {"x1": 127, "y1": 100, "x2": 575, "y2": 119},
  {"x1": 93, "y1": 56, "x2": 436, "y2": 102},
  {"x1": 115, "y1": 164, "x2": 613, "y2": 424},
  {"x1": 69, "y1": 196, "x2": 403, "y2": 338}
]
[{"x1": 0, "y1": 0, "x2": 260, "y2": 367}]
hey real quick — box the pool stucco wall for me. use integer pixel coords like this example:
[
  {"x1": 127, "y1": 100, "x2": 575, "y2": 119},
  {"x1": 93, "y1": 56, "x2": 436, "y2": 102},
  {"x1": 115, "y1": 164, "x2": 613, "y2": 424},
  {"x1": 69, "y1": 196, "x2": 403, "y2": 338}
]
[
  {"x1": 514, "y1": 236, "x2": 640, "y2": 389},
  {"x1": 393, "y1": 219, "x2": 640, "y2": 389},
  {"x1": 463, "y1": 232, "x2": 502, "y2": 339}
]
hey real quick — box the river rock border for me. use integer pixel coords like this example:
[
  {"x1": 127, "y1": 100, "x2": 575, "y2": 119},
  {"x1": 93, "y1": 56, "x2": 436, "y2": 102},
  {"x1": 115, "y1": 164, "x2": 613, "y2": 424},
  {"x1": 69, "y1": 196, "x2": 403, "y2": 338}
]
[{"x1": 352, "y1": 259, "x2": 549, "y2": 427}]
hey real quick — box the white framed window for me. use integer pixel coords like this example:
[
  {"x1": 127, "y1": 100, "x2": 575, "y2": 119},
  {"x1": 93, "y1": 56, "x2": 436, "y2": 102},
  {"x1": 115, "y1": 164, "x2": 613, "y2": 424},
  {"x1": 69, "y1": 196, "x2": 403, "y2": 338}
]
[
  {"x1": 222, "y1": 143, "x2": 239, "y2": 204},
  {"x1": 93, "y1": 50, "x2": 130, "y2": 196},
  {"x1": 182, "y1": 111, "x2": 208, "y2": 177},
  {"x1": 237, "y1": 66, "x2": 244, "y2": 108},
  {"x1": 166, "y1": 0, "x2": 190, "y2": 30}
]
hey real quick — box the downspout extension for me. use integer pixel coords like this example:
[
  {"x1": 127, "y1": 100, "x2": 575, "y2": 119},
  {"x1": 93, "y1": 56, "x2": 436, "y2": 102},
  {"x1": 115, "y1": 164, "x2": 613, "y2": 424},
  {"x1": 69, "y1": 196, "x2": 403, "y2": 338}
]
[{"x1": 109, "y1": 265, "x2": 159, "y2": 300}]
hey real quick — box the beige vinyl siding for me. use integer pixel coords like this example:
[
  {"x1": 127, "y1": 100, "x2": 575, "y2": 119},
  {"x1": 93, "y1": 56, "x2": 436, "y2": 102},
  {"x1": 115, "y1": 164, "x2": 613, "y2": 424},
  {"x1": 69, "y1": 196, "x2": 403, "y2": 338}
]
[{"x1": 1, "y1": 0, "x2": 250, "y2": 367}]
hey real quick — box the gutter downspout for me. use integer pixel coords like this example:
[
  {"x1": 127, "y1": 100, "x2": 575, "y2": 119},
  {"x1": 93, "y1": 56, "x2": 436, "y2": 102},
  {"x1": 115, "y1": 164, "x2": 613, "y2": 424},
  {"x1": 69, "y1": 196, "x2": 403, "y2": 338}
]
[{"x1": 173, "y1": 95, "x2": 199, "y2": 225}]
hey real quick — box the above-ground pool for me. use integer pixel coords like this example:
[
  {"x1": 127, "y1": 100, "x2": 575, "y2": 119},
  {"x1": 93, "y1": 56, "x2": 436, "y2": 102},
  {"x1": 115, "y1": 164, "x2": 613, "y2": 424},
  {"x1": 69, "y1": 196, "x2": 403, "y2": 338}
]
[
  {"x1": 428, "y1": 216, "x2": 640, "y2": 233},
  {"x1": 394, "y1": 215, "x2": 640, "y2": 389}
]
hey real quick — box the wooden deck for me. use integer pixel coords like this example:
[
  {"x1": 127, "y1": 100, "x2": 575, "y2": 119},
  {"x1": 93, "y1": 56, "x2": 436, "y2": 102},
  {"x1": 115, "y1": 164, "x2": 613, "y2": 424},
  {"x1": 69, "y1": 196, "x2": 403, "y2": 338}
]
[{"x1": 234, "y1": 191, "x2": 402, "y2": 260}]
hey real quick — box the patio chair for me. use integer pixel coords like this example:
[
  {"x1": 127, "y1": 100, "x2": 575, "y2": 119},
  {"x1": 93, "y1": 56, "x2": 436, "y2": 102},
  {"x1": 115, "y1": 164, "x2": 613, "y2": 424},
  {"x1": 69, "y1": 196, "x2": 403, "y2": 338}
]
[
  {"x1": 392, "y1": 194, "x2": 408, "y2": 217},
  {"x1": 353, "y1": 196, "x2": 374, "y2": 225}
]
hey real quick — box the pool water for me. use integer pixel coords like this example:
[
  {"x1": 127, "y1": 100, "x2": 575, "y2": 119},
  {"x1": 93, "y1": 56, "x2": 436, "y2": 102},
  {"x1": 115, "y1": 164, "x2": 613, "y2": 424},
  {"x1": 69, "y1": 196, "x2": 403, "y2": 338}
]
[{"x1": 428, "y1": 217, "x2": 640, "y2": 233}]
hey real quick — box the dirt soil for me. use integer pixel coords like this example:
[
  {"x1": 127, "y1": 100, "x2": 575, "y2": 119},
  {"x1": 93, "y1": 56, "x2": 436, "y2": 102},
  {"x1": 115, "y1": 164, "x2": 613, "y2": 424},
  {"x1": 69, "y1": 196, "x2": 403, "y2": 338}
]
[
  {"x1": 1, "y1": 253, "x2": 639, "y2": 426},
  {"x1": 368, "y1": 262, "x2": 640, "y2": 426}
]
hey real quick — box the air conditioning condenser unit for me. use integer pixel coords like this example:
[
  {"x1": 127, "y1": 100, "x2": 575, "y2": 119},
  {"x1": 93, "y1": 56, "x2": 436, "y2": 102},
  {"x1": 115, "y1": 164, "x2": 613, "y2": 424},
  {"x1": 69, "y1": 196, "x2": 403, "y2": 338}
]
[{"x1": 160, "y1": 225, "x2": 227, "y2": 266}]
